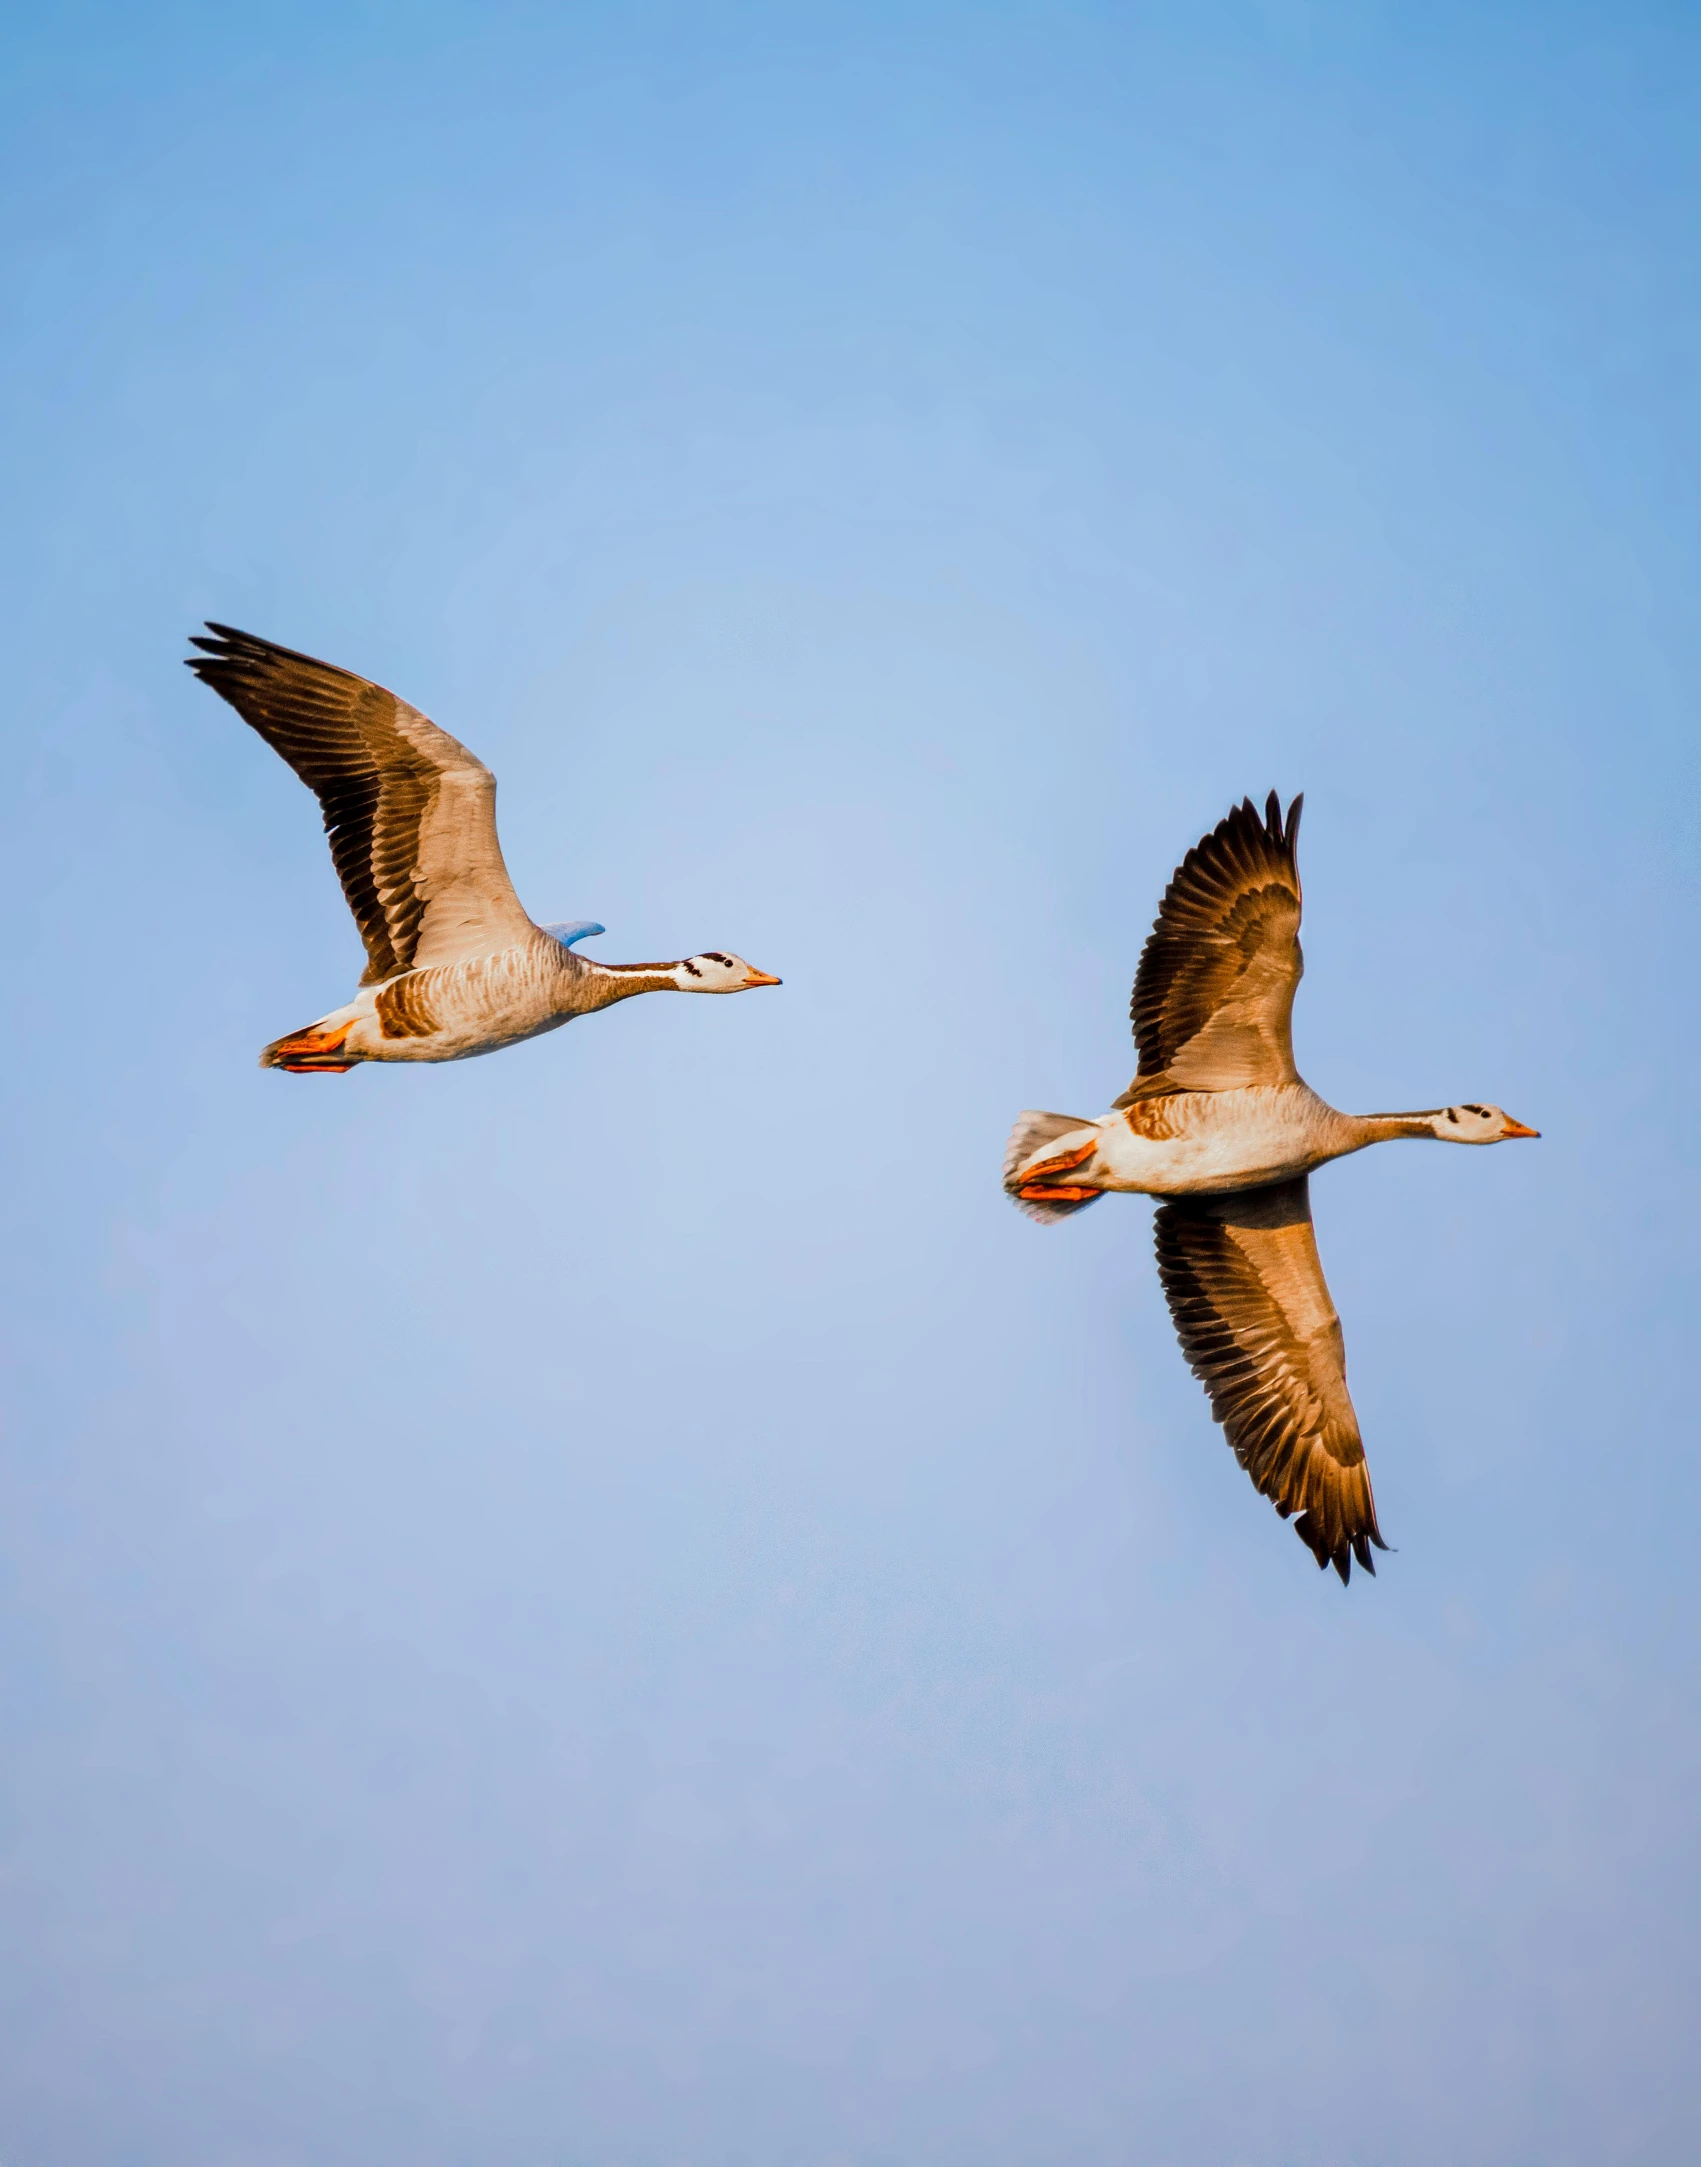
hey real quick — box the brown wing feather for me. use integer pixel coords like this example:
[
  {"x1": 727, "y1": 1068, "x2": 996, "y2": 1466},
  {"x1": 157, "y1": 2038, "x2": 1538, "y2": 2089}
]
[
  {"x1": 1122, "y1": 791, "x2": 1303, "y2": 1099},
  {"x1": 1153, "y1": 1175, "x2": 1386, "y2": 1583},
  {"x1": 186, "y1": 624, "x2": 534, "y2": 984}
]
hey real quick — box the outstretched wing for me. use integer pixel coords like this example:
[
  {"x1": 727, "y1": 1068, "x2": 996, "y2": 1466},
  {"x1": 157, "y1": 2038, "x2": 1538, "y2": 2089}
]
[
  {"x1": 186, "y1": 624, "x2": 536, "y2": 984},
  {"x1": 1153, "y1": 1175, "x2": 1386, "y2": 1583},
  {"x1": 1121, "y1": 791, "x2": 1303, "y2": 1101}
]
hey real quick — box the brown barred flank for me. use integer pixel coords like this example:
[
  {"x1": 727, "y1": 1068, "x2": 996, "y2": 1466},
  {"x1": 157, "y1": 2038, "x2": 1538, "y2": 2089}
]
[
  {"x1": 1122, "y1": 1096, "x2": 1189, "y2": 1141},
  {"x1": 376, "y1": 971, "x2": 440, "y2": 1039}
]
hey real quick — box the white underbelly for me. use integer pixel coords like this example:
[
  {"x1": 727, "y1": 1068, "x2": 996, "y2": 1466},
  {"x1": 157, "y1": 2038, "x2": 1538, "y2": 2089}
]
[
  {"x1": 1091, "y1": 1110, "x2": 1318, "y2": 1196},
  {"x1": 355, "y1": 1008, "x2": 572, "y2": 1063}
]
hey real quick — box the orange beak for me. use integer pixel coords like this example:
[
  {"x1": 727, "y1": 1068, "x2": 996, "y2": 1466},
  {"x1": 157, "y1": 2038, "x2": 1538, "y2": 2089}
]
[
  {"x1": 1501, "y1": 1116, "x2": 1540, "y2": 1139},
  {"x1": 741, "y1": 968, "x2": 782, "y2": 988}
]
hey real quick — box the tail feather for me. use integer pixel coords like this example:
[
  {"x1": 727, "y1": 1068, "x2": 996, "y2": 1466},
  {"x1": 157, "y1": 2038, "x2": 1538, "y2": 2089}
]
[{"x1": 1003, "y1": 1109, "x2": 1103, "y2": 1225}]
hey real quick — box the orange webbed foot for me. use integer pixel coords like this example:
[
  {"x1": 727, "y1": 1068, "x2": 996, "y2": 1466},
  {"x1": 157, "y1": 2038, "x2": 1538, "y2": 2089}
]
[
  {"x1": 1018, "y1": 1138, "x2": 1098, "y2": 1186},
  {"x1": 265, "y1": 1021, "x2": 357, "y2": 1074}
]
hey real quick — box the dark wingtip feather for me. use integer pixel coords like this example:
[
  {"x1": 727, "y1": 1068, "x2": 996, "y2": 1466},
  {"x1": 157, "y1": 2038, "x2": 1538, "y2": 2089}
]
[
  {"x1": 1264, "y1": 788, "x2": 1281, "y2": 836},
  {"x1": 1286, "y1": 792, "x2": 1304, "y2": 850},
  {"x1": 1297, "y1": 1508, "x2": 1367, "y2": 1586},
  {"x1": 189, "y1": 622, "x2": 363, "y2": 684}
]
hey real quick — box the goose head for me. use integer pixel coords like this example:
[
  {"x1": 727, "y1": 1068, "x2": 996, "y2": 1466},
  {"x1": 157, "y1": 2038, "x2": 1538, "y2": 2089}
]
[
  {"x1": 673, "y1": 951, "x2": 782, "y2": 993},
  {"x1": 1432, "y1": 1102, "x2": 1540, "y2": 1143}
]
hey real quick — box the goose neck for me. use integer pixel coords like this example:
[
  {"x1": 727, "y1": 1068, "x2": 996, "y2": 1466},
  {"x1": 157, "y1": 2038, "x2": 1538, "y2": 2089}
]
[
  {"x1": 1344, "y1": 1110, "x2": 1442, "y2": 1145},
  {"x1": 573, "y1": 959, "x2": 683, "y2": 1010}
]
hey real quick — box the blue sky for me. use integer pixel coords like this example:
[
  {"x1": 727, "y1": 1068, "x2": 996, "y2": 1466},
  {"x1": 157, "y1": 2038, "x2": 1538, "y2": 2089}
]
[{"x1": 2, "y1": 4, "x2": 1698, "y2": 2162}]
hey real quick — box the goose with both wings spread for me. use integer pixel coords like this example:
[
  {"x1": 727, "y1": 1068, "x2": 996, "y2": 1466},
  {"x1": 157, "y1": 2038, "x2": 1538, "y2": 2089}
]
[
  {"x1": 187, "y1": 625, "x2": 780, "y2": 1072},
  {"x1": 1004, "y1": 792, "x2": 1538, "y2": 1583}
]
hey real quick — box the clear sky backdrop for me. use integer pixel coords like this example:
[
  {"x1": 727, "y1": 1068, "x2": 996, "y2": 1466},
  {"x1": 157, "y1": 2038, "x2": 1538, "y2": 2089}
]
[{"x1": 2, "y1": 5, "x2": 1698, "y2": 2164}]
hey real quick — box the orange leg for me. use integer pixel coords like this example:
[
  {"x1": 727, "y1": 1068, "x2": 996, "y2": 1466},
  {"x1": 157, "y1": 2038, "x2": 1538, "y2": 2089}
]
[
  {"x1": 1018, "y1": 1182, "x2": 1098, "y2": 1202},
  {"x1": 1018, "y1": 1138, "x2": 1098, "y2": 1185},
  {"x1": 266, "y1": 1021, "x2": 357, "y2": 1074}
]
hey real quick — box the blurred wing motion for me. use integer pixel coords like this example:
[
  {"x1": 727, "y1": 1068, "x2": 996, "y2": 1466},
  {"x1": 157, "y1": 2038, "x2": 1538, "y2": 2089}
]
[
  {"x1": 1120, "y1": 791, "x2": 1303, "y2": 1103},
  {"x1": 1154, "y1": 1175, "x2": 1386, "y2": 1583},
  {"x1": 186, "y1": 623, "x2": 535, "y2": 983}
]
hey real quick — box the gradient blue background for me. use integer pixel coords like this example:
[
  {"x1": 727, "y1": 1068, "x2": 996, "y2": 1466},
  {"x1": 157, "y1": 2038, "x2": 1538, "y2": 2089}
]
[{"x1": 2, "y1": 6, "x2": 1697, "y2": 2163}]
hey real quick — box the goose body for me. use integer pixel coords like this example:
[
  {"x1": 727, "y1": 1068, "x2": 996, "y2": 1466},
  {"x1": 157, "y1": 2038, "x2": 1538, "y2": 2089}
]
[
  {"x1": 1018, "y1": 1081, "x2": 1349, "y2": 1198},
  {"x1": 186, "y1": 626, "x2": 779, "y2": 1071},
  {"x1": 1004, "y1": 793, "x2": 1538, "y2": 1583},
  {"x1": 270, "y1": 931, "x2": 773, "y2": 1068}
]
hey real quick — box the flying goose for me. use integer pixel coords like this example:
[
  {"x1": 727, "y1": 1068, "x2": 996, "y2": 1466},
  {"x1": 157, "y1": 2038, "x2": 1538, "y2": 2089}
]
[
  {"x1": 1003, "y1": 793, "x2": 1537, "y2": 1582},
  {"x1": 186, "y1": 625, "x2": 780, "y2": 1071}
]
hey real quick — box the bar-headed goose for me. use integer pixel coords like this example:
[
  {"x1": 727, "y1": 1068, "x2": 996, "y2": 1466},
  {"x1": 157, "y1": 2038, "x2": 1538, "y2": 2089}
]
[
  {"x1": 1004, "y1": 793, "x2": 1538, "y2": 1583},
  {"x1": 187, "y1": 625, "x2": 779, "y2": 1072}
]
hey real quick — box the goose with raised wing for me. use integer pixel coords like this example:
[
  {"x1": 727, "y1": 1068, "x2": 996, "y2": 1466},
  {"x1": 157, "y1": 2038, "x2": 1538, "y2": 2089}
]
[
  {"x1": 187, "y1": 625, "x2": 780, "y2": 1072},
  {"x1": 1004, "y1": 792, "x2": 1537, "y2": 1583}
]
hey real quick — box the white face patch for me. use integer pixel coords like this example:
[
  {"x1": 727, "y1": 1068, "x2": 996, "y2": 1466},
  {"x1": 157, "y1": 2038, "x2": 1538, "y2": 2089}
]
[
  {"x1": 679, "y1": 952, "x2": 758, "y2": 992},
  {"x1": 1439, "y1": 1103, "x2": 1509, "y2": 1142}
]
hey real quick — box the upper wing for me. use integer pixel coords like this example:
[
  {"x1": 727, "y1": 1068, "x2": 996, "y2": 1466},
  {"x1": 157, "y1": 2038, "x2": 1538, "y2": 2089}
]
[
  {"x1": 186, "y1": 624, "x2": 536, "y2": 984},
  {"x1": 1153, "y1": 1175, "x2": 1386, "y2": 1582},
  {"x1": 1121, "y1": 791, "x2": 1303, "y2": 1099}
]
